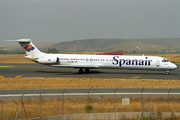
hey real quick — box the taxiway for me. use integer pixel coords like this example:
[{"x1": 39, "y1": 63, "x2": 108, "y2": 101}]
[{"x1": 0, "y1": 63, "x2": 179, "y2": 79}]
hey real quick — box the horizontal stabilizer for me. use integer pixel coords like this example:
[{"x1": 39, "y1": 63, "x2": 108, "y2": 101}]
[
  {"x1": 4, "y1": 38, "x2": 43, "y2": 56},
  {"x1": 4, "y1": 39, "x2": 31, "y2": 43}
]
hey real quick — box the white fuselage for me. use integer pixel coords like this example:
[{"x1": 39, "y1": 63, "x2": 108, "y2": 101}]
[
  {"x1": 5, "y1": 39, "x2": 177, "y2": 74},
  {"x1": 37, "y1": 54, "x2": 177, "y2": 71}
]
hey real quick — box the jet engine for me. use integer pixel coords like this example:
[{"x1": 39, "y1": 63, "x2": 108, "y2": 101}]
[{"x1": 37, "y1": 57, "x2": 59, "y2": 64}]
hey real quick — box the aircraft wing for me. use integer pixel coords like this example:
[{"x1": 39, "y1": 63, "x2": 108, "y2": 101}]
[{"x1": 51, "y1": 64, "x2": 100, "y2": 69}]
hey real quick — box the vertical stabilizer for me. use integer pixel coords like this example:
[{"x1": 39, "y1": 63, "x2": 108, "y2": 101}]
[{"x1": 5, "y1": 39, "x2": 44, "y2": 59}]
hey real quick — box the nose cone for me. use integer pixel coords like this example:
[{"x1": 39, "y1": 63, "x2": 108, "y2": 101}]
[{"x1": 170, "y1": 63, "x2": 177, "y2": 70}]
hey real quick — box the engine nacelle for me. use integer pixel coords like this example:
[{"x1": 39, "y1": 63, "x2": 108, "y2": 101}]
[{"x1": 37, "y1": 57, "x2": 59, "y2": 64}]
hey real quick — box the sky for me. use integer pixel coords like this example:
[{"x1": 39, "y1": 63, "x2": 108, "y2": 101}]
[{"x1": 0, "y1": 0, "x2": 180, "y2": 44}]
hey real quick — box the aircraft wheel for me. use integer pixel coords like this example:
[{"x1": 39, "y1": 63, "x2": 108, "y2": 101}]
[
  {"x1": 85, "y1": 69, "x2": 90, "y2": 73},
  {"x1": 166, "y1": 71, "x2": 170, "y2": 75},
  {"x1": 78, "y1": 69, "x2": 84, "y2": 74}
]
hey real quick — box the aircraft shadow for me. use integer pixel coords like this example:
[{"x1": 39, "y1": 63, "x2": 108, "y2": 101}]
[
  {"x1": 104, "y1": 71, "x2": 178, "y2": 76},
  {"x1": 36, "y1": 70, "x2": 103, "y2": 75},
  {"x1": 36, "y1": 70, "x2": 175, "y2": 76}
]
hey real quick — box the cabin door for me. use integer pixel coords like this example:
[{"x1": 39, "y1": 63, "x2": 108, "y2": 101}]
[{"x1": 156, "y1": 60, "x2": 160, "y2": 67}]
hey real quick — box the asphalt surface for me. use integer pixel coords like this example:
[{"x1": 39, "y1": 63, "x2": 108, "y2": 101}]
[
  {"x1": 0, "y1": 63, "x2": 180, "y2": 79},
  {"x1": 0, "y1": 88, "x2": 179, "y2": 100}
]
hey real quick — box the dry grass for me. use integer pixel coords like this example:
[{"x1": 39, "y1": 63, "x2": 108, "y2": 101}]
[
  {"x1": 1, "y1": 77, "x2": 180, "y2": 119},
  {"x1": 1, "y1": 97, "x2": 180, "y2": 119},
  {"x1": 0, "y1": 54, "x2": 180, "y2": 63},
  {"x1": 0, "y1": 54, "x2": 34, "y2": 63},
  {"x1": 0, "y1": 77, "x2": 180, "y2": 89}
]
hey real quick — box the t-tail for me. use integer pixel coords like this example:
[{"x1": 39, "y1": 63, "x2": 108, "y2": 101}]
[{"x1": 4, "y1": 39, "x2": 45, "y2": 60}]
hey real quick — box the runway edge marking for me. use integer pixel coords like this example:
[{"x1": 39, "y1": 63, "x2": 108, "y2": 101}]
[
  {"x1": 15, "y1": 75, "x2": 23, "y2": 78},
  {"x1": 130, "y1": 76, "x2": 141, "y2": 79}
]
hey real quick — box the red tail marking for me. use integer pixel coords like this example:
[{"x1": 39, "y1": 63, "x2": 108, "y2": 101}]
[{"x1": 24, "y1": 44, "x2": 33, "y2": 50}]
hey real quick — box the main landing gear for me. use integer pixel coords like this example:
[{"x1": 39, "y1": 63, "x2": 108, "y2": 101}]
[{"x1": 78, "y1": 68, "x2": 90, "y2": 74}]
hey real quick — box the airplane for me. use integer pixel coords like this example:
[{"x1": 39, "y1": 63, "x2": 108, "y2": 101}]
[{"x1": 5, "y1": 39, "x2": 177, "y2": 75}]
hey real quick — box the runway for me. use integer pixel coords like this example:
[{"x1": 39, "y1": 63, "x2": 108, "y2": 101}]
[{"x1": 0, "y1": 63, "x2": 180, "y2": 79}]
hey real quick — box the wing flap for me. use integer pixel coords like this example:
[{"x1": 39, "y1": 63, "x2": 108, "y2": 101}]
[{"x1": 52, "y1": 64, "x2": 100, "y2": 69}]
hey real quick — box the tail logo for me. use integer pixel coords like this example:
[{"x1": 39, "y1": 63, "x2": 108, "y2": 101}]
[{"x1": 24, "y1": 44, "x2": 35, "y2": 52}]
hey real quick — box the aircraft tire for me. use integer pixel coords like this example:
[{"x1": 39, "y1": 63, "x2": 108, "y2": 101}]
[
  {"x1": 78, "y1": 69, "x2": 84, "y2": 74},
  {"x1": 166, "y1": 70, "x2": 170, "y2": 75},
  {"x1": 85, "y1": 69, "x2": 90, "y2": 73}
]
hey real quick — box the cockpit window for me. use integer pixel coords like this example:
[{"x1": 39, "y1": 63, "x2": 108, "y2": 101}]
[{"x1": 162, "y1": 59, "x2": 169, "y2": 62}]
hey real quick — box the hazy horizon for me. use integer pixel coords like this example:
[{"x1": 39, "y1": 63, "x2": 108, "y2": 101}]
[{"x1": 1, "y1": 0, "x2": 180, "y2": 44}]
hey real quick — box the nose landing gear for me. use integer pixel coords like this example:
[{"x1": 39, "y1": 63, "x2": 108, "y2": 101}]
[{"x1": 166, "y1": 70, "x2": 170, "y2": 75}]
